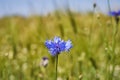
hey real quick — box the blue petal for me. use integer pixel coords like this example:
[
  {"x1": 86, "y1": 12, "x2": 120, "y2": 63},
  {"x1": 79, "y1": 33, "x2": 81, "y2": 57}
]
[
  {"x1": 54, "y1": 36, "x2": 61, "y2": 43},
  {"x1": 65, "y1": 40, "x2": 72, "y2": 51},
  {"x1": 45, "y1": 40, "x2": 55, "y2": 49},
  {"x1": 109, "y1": 10, "x2": 120, "y2": 16},
  {"x1": 118, "y1": 10, "x2": 120, "y2": 15},
  {"x1": 49, "y1": 48, "x2": 58, "y2": 56},
  {"x1": 59, "y1": 40, "x2": 66, "y2": 51},
  {"x1": 109, "y1": 11, "x2": 116, "y2": 16}
]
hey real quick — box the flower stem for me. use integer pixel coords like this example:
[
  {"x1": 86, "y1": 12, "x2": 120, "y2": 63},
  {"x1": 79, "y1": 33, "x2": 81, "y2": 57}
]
[
  {"x1": 110, "y1": 22, "x2": 118, "y2": 80},
  {"x1": 55, "y1": 54, "x2": 58, "y2": 80},
  {"x1": 107, "y1": 0, "x2": 112, "y2": 26}
]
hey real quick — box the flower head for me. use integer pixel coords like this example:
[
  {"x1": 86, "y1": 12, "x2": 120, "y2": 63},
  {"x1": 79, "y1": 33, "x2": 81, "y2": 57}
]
[
  {"x1": 40, "y1": 57, "x2": 49, "y2": 67},
  {"x1": 45, "y1": 36, "x2": 72, "y2": 56},
  {"x1": 109, "y1": 10, "x2": 120, "y2": 24},
  {"x1": 109, "y1": 10, "x2": 120, "y2": 16}
]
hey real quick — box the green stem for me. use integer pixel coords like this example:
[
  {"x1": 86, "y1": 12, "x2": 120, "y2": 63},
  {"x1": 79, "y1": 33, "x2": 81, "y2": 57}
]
[
  {"x1": 110, "y1": 23, "x2": 118, "y2": 80},
  {"x1": 55, "y1": 54, "x2": 58, "y2": 80},
  {"x1": 107, "y1": 0, "x2": 113, "y2": 80},
  {"x1": 107, "y1": 0, "x2": 112, "y2": 26},
  {"x1": 87, "y1": 3, "x2": 97, "y2": 80}
]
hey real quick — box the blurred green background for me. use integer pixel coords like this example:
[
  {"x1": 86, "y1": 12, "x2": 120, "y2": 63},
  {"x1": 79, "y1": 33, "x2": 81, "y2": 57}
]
[{"x1": 0, "y1": 0, "x2": 120, "y2": 80}]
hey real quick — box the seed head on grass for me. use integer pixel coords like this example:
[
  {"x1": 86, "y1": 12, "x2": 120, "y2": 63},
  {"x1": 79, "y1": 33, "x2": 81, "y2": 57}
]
[
  {"x1": 45, "y1": 36, "x2": 72, "y2": 56},
  {"x1": 93, "y1": 3, "x2": 97, "y2": 8}
]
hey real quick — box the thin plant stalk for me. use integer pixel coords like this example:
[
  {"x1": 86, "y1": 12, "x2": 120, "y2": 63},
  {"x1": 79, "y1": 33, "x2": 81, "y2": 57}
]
[
  {"x1": 66, "y1": 2, "x2": 77, "y2": 34},
  {"x1": 107, "y1": 0, "x2": 112, "y2": 79},
  {"x1": 88, "y1": 2, "x2": 96, "y2": 50},
  {"x1": 9, "y1": 18, "x2": 17, "y2": 59},
  {"x1": 107, "y1": 0, "x2": 112, "y2": 26},
  {"x1": 107, "y1": 0, "x2": 119, "y2": 80},
  {"x1": 53, "y1": 0, "x2": 64, "y2": 37},
  {"x1": 110, "y1": 20, "x2": 118, "y2": 80},
  {"x1": 87, "y1": 2, "x2": 97, "y2": 79},
  {"x1": 55, "y1": 54, "x2": 58, "y2": 80},
  {"x1": 68, "y1": 10, "x2": 78, "y2": 34},
  {"x1": 107, "y1": 0, "x2": 111, "y2": 14}
]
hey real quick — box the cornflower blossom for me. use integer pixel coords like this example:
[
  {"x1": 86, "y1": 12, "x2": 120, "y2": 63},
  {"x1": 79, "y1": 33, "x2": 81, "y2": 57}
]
[
  {"x1": 109, "y1": 10, "x2": 120, "y2": 16},
  {"x1": 45, "y1": 36, "x2": 72, "y2": 56},
  {"x1": 109, "y1": 10, "x2": 120, "y2": 24}
]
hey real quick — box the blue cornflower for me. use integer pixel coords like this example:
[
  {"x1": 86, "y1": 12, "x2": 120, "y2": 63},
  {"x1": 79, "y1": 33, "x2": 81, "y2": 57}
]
[
  {"x1": 109, "y1": 10, "x2": 120, "y2": 24},
  {"x1": 109, "y1": 10, "x2": 120, "y2": 16},
  {"x1": 45, "y1": 36, "x2": 72, "y2": 56}
]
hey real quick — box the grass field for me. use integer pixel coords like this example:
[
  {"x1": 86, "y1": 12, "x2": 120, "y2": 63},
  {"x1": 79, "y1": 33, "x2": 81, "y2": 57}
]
[{"x1": 0, "y1": 10, "x2": 120, "y2": 80}]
